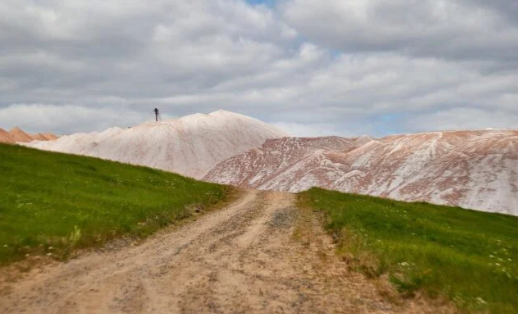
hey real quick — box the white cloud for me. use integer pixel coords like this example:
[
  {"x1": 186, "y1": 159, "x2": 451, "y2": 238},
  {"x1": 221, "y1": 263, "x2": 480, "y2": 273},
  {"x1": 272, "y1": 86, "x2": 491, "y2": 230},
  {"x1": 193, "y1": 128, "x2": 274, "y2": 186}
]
[
  {"x1": 405, "y1": 108, "x2": 518, "y2": 132},
  {"x1": 271, "y1": 122, "x2": 338, "y2": 137},
  {"x1": 0, "y1": 104, "x2": 144, "y2": 134}
]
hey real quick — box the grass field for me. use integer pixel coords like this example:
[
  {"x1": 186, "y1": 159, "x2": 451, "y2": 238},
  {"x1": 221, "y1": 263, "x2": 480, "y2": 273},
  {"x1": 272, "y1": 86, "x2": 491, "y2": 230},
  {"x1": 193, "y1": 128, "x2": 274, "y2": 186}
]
[
  {"x1": 299, "y1": 188, "x2": 518, "y2": 314},
  {"x1": 0, "y1": 143, "x2": 231, "y2": 265}
]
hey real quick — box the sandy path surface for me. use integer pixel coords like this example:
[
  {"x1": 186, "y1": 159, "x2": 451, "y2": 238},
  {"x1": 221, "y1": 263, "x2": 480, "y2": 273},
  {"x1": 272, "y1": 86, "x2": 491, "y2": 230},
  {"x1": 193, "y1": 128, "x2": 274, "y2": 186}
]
[{"x1": 0, "y1": 191, "x2": 452, "y2": 314}]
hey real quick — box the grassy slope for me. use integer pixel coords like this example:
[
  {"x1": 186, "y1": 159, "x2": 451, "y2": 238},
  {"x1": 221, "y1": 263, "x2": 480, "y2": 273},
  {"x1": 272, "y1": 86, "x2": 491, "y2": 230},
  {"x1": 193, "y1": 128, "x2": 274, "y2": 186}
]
[
  {"x1": 0, "y1": 143, "x2": 231, "y2": 265},
  {"x1": 299, "y1": 188, "x2": 518, "y2": 314}
]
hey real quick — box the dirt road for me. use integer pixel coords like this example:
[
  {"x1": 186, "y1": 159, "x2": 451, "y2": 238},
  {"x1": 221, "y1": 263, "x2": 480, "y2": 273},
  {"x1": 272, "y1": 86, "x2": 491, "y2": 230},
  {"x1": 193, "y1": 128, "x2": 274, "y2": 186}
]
[{"x1": 0, "y1": 191, "x2": 452, "y2": 313}]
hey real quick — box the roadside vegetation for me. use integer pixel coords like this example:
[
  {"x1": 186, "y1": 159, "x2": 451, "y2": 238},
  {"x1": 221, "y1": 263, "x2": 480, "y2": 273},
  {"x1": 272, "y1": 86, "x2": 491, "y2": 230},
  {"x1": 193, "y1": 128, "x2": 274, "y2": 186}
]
[
  {"x1": 0, "y1": 143, "x2": 232, "y2": 265},
  {"x1": 298, "y1": 188, "x2": 518, "y2": 314}
]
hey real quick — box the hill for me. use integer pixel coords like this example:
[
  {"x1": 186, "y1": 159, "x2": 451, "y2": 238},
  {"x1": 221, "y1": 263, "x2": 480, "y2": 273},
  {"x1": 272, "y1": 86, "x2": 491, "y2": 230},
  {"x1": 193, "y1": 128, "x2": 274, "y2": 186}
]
[
  {"x1": 0, "y1": 127, "x2": 58, "y2": 144},
  {"x1": 31, "y1": 133, "x2": 51, "y2": 141},
  {"x1": 205, "y1": 130, "x2": 518, "y2": 215},
  {"x1": 25, "y1": 110, "x2": 288, "y2": 179},
  {"x1": 0, "y1": 127, "x2": 14, "y2": 144},
  {"x1": 299, "y1": 188, "x2": 518, "y2": 314},
  {"x1": 42, "y1": 132, "x2": 59, "y2": 140},
  {"x1": 0, "y1": 143, "x2": 231, "y2": 265},
  {"x1": 9, "y1": 127, "x2": 33, "y2": 142}
]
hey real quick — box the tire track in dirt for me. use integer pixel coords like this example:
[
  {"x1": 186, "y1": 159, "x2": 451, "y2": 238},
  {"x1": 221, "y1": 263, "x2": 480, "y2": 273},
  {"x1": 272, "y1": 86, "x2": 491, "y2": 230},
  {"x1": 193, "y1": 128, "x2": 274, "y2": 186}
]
[{"x1": 0, "y1": 190, "x2": 455, "y2": 314}]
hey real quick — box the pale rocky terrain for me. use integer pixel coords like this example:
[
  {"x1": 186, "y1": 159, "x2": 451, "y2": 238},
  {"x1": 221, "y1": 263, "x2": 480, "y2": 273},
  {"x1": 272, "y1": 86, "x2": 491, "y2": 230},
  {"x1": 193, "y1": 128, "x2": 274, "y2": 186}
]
[
  {"x1": 24, "y1": 110, "x2": 288, "y2": 179},
  {"x1": 205, "y1": 130, "x2": 518, "y2": 216},
  {"x1": 0, "y1": 127, "x2": 58, "y2": 144}
]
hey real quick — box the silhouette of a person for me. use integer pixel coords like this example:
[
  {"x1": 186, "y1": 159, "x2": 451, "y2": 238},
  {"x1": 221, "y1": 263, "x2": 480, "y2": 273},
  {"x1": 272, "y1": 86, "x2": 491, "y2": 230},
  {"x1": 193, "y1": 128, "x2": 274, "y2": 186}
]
[{"x1": 154, "y1": 108, "x2": 159, "y2": 122}]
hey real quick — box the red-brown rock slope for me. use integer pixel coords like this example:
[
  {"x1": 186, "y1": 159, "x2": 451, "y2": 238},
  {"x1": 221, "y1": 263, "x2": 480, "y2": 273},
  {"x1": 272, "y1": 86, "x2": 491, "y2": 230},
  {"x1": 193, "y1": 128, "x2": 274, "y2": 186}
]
[
  {"x1": 0, "y1": 127, "x2": 59, "y2": 144},
  {"x1": 0, "y1": 128, "x2": 15, "y2": 144},
  {"x1": 205, "y1": 130, "x2": 518, "y2": 215}
]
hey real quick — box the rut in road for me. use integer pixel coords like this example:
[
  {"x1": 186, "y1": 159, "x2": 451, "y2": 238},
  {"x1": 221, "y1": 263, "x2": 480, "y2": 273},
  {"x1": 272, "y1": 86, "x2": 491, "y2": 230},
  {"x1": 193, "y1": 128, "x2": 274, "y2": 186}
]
[{"x1": 0, "y1": 190, "x2": 454, "y2": 314}]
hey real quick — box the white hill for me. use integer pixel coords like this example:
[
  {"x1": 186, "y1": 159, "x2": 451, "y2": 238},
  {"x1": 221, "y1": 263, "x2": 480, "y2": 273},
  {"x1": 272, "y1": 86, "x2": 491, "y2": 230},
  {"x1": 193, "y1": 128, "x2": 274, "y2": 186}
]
[{"x1": 25, "y1": 110, "x2": 288, "y2": 179}]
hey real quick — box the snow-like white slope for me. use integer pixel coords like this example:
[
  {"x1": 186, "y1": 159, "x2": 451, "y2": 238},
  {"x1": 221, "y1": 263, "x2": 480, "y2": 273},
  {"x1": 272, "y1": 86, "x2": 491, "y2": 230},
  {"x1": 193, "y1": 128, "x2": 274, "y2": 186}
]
[
  {"x1": 204, "y1": 130, "x2": 518, "y2": 216},
  {"x1": 25, "y1": 110, "x2": 288, "y2": 179}
]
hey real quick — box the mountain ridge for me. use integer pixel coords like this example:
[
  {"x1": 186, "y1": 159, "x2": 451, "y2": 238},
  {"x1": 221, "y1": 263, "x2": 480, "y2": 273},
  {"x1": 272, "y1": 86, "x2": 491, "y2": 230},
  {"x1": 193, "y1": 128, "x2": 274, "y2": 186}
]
[
  {"x1": 205, "y1": 129, "x2": 518, "y2": 215},
  {"x1": 0, "y1": 127, "x2": 58, "y2": 144}
]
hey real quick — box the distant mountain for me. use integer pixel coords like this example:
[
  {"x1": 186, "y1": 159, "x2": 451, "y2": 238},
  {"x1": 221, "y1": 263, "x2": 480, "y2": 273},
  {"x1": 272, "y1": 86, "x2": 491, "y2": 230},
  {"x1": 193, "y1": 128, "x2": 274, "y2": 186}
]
[
  {"x1": 0, "y1": 127, "x2": 58, "y2": 144},
  {"x1": 42, "y1": 133, "x2": 59, "y2": 141},
  {"x1": 0, "y1": 128, "x2": 14, "y2": 144},
  {"x1": 205, "y1": 130, "x2": 518, "y2": 215},
  {"x1": 25, "y1": 110, "x2": 288, "y2": 179},
  {"x1": 32, "y1": 133, "x2": 51, "y2": 141},
  {"x1": 9, "y1": 127, "x2": 33, "y2": 142}
]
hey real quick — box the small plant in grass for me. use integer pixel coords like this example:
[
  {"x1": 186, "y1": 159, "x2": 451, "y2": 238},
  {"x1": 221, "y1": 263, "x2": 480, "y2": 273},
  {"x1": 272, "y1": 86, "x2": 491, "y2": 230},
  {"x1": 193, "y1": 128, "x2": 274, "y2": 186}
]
[{"x1": 69, "y1": 226, "x2": 81, "y2": 246}]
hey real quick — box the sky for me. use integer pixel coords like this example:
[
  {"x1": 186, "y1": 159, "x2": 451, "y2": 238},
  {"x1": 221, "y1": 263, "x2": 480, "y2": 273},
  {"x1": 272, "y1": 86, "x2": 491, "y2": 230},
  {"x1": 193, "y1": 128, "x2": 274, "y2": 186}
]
[{"x1": 0, "y1": 0, "x2": 517, "y2": 137}]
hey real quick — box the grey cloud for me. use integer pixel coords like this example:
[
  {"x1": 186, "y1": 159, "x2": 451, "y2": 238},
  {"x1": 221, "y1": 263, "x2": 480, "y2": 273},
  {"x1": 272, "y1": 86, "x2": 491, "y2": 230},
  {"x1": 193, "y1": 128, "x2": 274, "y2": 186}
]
[
  {"x1": 464, "y1": 0, "x2": 518, "y2": 26},
  {"x1": 0, "y1": 0, "x2": 297, "y2": 104},
  {"x1": 0, "y1": 0, "x2": 517, "y2": 137},
  {"x1": 281, "y1": 0, "x2": 518, "y2": 64}
]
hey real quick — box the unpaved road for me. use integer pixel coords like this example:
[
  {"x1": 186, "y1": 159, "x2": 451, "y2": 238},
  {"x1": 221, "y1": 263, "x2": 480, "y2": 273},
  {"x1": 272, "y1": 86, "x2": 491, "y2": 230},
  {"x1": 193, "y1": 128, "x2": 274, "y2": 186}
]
[{"x1": 0, "y1": 191, "x2": 453, "y2": 314}]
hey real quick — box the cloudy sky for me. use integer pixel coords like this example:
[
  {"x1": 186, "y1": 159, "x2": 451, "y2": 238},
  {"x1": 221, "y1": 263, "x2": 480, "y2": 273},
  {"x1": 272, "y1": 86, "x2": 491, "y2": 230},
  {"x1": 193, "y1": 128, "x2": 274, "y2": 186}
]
[{"x1": 1, "y1": 0, "x2": 517, "y2": 137}]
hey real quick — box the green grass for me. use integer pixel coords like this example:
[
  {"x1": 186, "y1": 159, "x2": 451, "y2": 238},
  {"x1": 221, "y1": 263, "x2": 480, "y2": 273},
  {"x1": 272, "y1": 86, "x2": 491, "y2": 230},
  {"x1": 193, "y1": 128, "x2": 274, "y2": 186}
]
[
  {"x1": 0, "y1": 143, "x2": 231, "y2": 265},
  {"x1": 299, "y1": 188, "x2": 518, "y2": 314}
]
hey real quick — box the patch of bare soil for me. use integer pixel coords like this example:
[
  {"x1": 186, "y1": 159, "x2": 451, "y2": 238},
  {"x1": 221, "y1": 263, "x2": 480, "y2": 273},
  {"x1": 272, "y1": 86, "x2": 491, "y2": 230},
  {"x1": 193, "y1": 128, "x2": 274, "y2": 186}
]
[{"x1": 0, "y1": 191, "x2": 456, "y2": 313}]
